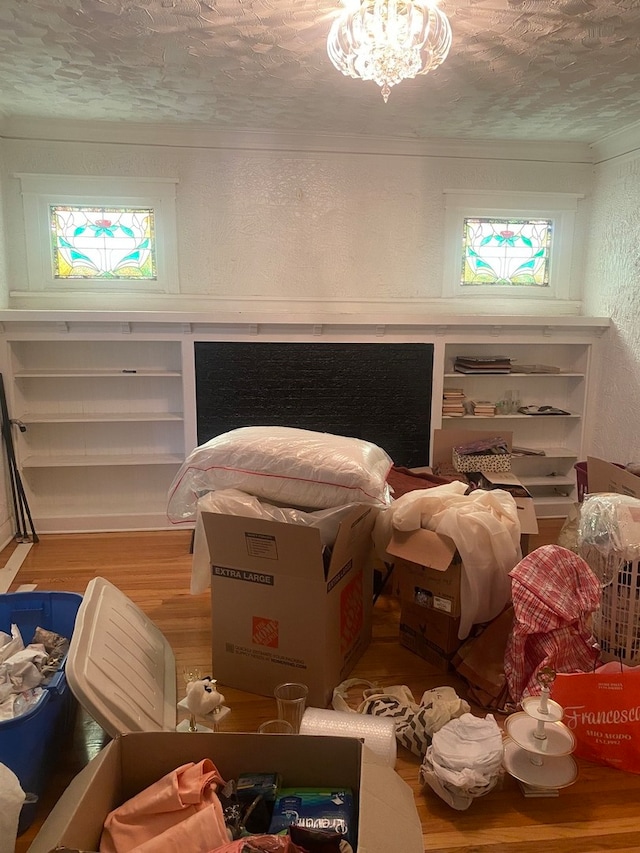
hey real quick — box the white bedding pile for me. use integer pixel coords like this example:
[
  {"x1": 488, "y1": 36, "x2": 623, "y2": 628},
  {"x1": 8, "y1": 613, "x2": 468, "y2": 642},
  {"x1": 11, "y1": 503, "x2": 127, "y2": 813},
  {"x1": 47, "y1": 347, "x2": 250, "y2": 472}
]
[{"x1": 167, "y1": 426, "x2": 393, "y2": 523}]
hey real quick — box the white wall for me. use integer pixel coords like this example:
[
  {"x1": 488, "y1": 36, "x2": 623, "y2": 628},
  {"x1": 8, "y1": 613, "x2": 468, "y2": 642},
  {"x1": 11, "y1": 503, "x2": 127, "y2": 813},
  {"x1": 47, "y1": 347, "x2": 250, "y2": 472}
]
[
  {"x1": 1, "y1": 136, "x2": 593, "y2": 315},
  {"x1": 0, "y1": 149, "x2": 13, "y2": 544},
  {"x1": 583, "y1": 151, "x2": 640, "y2": 464}
]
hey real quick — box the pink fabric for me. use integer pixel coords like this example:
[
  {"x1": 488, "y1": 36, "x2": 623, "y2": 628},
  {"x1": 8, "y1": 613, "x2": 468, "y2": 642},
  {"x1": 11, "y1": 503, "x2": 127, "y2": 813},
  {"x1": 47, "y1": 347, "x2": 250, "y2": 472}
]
[
  {"x1": 100, "y1": 760, "x2": 228, "y2": 853},
  {"x1": 504, "y1": 545, "x2": 601, "y2": 703},
  {"x1": 207, "y1": 837, "x2": 306, "y2": 853}
]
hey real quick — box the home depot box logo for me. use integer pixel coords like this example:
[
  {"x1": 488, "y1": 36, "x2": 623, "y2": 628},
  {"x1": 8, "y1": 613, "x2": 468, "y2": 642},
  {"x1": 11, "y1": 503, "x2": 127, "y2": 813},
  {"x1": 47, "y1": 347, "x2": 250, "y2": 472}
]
[
  {"x1": 253, "y1": 616, "x2": 279, "y2": 648},
  {"x1": 340, "y1": 571, "x2": 363, "y2": 655}
]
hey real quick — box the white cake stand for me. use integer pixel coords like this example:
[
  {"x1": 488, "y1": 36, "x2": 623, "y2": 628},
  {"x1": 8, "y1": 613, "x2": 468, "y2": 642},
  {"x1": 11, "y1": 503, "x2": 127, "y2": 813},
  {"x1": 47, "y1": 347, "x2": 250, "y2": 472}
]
[{"x1": 503, "y1": 667, "x2": 578, "y2": 795}]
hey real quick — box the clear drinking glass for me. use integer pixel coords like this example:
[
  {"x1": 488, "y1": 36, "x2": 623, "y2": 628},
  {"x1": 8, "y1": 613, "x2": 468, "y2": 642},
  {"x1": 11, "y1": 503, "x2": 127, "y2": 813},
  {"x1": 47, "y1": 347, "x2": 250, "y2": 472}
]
[
  {"x1": 258, "y1": 719, "x2": 294, "y2": 734},
  {"x1": 274, "y1": 682, "x2": 308, "y2": 733}
]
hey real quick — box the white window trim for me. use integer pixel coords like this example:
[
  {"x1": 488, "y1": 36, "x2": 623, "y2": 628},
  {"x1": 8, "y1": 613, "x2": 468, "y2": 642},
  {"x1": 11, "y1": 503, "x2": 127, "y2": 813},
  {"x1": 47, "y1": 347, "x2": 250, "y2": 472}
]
[
  {"x1": 15, "y1": 174, "x2": 179, "y2": 294},
  {"x1": 442, "y1": 190, "x2": 584, "y2": 301}
]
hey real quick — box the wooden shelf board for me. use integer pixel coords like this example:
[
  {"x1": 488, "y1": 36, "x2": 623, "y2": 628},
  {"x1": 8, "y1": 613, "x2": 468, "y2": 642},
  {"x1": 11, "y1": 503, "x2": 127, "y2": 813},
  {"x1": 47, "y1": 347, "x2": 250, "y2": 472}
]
[
  {"x1": 444, "y1": 372, "x2": 585, "y2": 378},
  {"x1": 22, "y1": 453, "x2": 184, "y2": 468},
  {"x1": 19, "y1": 412, "x2": 184, "y2": 423},
  {"x1": 511, "y1": 447, "x2": 577, "y2": 460},
  {"x1": 442, "y1": 413, "x2": 581, "y2": 420},
  {"x1": 519, "y1": 475, "x2": 576, "y2": 487},
  {"x1": 15, "y1": 369, "x2": 182, "y2": 378}
]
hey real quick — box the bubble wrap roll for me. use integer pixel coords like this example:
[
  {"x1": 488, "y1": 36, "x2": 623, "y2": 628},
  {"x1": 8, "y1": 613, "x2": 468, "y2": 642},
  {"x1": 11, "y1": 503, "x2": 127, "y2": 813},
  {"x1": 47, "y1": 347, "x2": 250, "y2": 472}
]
[{"x1": 300, "y1": 707, "x2": 397, "y2": 767}]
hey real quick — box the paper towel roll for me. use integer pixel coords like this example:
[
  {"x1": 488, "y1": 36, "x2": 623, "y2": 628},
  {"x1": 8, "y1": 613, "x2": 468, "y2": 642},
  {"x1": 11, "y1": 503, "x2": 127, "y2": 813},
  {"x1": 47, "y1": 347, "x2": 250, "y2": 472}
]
[
  {"x1": 0, "y1": 762, "x2": 25, "y2": 853},
  {"x1": 300, "y1": 707, "x2": 397, "y2": 767}
]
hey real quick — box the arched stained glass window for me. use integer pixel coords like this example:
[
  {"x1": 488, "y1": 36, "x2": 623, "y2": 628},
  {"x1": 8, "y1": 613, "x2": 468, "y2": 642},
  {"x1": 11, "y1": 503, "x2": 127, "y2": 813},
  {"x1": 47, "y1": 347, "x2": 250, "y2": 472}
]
[
  {"x1": 50, "y1": 205, "x2": 157, "y2": 280},
  {"x1": 461, "y1": 217, "x2": 552, "y2": 287}
]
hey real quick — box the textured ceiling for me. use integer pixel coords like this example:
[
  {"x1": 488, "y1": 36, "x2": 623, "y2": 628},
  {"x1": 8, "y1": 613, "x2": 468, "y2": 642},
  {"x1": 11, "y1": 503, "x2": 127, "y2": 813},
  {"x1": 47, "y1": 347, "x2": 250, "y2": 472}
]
[{"x1": 1, "y1": 0, "x2": 640, "y2": 143}]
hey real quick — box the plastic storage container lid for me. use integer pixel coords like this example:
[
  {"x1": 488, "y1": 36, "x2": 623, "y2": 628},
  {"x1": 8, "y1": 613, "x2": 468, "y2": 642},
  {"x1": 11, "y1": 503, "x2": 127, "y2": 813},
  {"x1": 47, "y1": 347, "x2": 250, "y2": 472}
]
[{"x1": 65, "y1": 577, "x2": 176, "y2": 738}]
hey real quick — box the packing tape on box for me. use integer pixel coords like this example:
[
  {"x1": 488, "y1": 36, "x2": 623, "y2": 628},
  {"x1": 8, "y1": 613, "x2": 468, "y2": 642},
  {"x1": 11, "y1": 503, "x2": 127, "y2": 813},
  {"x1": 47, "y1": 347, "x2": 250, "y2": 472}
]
[{"x1": 299, "y1": 707, "x2": 397, "y2": 767}]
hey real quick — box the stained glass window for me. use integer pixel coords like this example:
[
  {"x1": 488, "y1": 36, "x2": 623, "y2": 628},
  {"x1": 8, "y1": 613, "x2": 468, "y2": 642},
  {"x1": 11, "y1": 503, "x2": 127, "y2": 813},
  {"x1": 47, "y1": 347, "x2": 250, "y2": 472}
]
[
  {"x1": 461, "y1": 217, "x2": 552, "y2": 287},
  {"x1": 50, "y1": 205, "x2": 157, "y2": 280}
]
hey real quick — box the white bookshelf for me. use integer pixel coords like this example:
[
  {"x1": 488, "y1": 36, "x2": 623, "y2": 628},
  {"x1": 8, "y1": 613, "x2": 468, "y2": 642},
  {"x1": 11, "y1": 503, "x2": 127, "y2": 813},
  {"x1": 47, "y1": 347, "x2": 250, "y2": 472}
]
[
  {"x1": 0, "y1": 312, "x2": 608, "y2": 532},
  {"x1": 439, "y1": 342, "x2": 593, "y2": 517},
  {"x1": 7, "y1": 339, "x2": 185, "y2": 532}
]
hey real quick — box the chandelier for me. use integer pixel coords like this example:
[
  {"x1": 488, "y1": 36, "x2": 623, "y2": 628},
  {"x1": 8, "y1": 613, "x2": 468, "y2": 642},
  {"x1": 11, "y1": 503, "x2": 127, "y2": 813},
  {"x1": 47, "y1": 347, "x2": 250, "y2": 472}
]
[{"x1": 327, "y1": 0, "x2": 452, "y2": 102}]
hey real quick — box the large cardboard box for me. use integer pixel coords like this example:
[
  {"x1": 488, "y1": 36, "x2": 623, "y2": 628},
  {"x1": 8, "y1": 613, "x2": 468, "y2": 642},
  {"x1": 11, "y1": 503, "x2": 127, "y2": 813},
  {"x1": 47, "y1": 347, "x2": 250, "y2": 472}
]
[
  {"x1": 26, "y1": 731, "x2": 423, "y2": 853},
  {"x1": 398, "y1": 601, "x2": 462, "y2": 672},
  {"x1": 202, "y1": 504, "x2": 377, "y2": 708},
  {"x1": 388, "y1": 528, "x2": 462, "y2": 617},
  {"x1": 587, "y1": 457, "x2": 640, "y2": 499}
]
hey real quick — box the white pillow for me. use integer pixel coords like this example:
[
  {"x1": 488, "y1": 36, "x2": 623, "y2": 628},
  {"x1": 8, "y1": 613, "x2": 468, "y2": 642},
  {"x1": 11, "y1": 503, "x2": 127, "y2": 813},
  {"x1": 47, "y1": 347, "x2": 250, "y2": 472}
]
[{"x1": 167, "y1": 426, "x2": 393, "y2": 522}]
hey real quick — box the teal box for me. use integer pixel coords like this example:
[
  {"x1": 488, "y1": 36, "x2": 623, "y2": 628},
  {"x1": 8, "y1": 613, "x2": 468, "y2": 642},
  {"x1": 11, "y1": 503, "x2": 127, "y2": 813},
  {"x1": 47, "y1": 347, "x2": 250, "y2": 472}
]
[{"x1": 268, "y1": 787, "x2": 355, "y2": 846}]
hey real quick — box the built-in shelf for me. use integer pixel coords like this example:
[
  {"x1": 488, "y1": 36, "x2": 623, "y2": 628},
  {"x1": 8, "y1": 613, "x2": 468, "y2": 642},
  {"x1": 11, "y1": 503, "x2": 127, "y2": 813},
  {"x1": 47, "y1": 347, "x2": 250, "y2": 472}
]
[
  {"x1": 439, "y1": 341, "x2": 593, "y2": 515},
  {"x1": 0, "y1": 316, "x2": 607, "y2": 533},
  {"x1": 6, "y1": 337, "x2": 185, "y2": 532}
]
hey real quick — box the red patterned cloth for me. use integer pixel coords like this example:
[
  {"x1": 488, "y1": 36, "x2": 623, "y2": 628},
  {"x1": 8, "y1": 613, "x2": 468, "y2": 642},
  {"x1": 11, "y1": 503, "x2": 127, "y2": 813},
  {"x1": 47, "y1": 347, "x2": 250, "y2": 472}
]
[{"x1": 504, "y1": 545, "x2": 601, "y2": 703}]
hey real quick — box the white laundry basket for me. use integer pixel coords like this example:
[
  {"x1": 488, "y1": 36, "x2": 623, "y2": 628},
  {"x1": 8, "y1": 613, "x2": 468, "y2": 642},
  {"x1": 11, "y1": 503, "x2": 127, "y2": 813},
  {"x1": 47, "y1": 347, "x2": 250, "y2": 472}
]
[
  {"x1": 593, "y1": 558, "x2": 640, "y2": 664},
  {"x1": 579, "y1": 494, "x2": 640, "y2": 666}
]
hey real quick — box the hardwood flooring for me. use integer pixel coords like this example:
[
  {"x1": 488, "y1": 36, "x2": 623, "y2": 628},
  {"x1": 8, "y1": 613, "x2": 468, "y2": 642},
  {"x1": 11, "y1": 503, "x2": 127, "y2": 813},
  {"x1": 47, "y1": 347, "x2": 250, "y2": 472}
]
[{"x1": 6, "y1": 521, "x2": 640, "y2": 853}]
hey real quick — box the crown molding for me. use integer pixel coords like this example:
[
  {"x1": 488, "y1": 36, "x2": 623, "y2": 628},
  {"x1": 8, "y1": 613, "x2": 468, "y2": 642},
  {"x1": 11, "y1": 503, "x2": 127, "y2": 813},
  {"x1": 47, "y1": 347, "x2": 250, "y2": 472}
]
[
  {"x1": 0, "y1": 116, "x2": 594, "y2": 163},
  {"x1": 591, "y1": 121, "x2": 640, "y2": 165}
]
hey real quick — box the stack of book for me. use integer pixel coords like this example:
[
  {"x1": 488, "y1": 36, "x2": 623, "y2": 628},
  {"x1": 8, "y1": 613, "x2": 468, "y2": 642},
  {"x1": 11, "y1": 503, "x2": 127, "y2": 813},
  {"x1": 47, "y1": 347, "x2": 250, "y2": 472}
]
[
  {"x1": 454, "y1": 355, "x2": 512, "y2": 374},
  {"x1": 470, "y1": 400, "x2": 497, "y2": 417},
  {"x1": 513, "y1": 363, "x2": 561, "y2": 374},
  {"x1": 442, "y1": 388, "x2": 466, "y2": 417}
]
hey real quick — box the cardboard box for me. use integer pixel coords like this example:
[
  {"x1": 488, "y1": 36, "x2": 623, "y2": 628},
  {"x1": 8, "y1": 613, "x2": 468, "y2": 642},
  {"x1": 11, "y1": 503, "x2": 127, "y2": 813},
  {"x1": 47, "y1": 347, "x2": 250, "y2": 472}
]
[
  {"x1": 387, "y1": 530, "x2": 463, "y2": 671},
  {"x1": 432, "y1": 428, "x2": 513, "y2": 468},
  {"x1": 388, "y1": 529, "x2": 462, "y2": 617},
  {"x1": 201, "y1": 505, "x2": 377, "y2": 708},
  {"x1": 587, "y1": 457, "x2": 640, "y2": 499},
  {"x1": 27, "y1": 731, "x2": 424, "y2": 853},
  {"x1": 399, "y1": 601, "x2": 462, "y2": 672},
  {"x1": 477, "y1": 470, "x2": 539, "y2": 535}
]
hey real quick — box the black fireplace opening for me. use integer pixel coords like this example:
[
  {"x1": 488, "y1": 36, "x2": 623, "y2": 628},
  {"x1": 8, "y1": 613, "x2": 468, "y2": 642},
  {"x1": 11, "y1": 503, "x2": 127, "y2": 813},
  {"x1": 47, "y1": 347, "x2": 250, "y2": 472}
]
[{"x1": 194, "y1": 341, "x2": 434, "y2": 467}]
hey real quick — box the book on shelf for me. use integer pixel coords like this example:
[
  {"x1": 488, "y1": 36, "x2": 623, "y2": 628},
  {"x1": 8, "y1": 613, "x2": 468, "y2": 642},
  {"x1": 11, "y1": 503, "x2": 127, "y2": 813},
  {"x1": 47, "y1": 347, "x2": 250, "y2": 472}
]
[
  {"x1": 513, "y1": 363, "x2": 561, "y2": 374},
  {"x1": 455, "y1": 355, "x2": 510, "y2": 364},
  {"x1": 470, "y1": 400, "x2": 496, "y2": 415},
  {"x1": 512, "y1": 446, "x2": 546, "y2": 456},
  {"x1": 454, "y1": 364, "x2": 512, "y2": 374},
  {"x1": 455, "y1": 355, "x2": 511, "y2": 367}
]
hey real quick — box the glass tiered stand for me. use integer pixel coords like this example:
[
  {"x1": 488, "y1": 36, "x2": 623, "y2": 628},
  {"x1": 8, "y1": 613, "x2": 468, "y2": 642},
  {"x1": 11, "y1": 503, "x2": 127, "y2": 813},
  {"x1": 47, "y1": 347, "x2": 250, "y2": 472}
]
[{"x1": 503, "y1": 668, "x2": 577, "y2": 796}]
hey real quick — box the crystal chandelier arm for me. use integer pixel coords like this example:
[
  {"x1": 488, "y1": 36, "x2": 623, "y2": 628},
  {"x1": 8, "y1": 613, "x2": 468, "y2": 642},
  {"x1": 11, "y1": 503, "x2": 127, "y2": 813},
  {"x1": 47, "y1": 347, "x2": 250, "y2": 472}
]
[{"x1": 326, "y1": 0, "x2": 452, "y2": 101}]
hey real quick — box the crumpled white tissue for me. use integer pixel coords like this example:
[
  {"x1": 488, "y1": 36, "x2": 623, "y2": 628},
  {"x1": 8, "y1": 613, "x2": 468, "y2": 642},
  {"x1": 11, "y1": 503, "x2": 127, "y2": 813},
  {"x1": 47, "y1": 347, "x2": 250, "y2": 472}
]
[
  {"x1": 0, "y1": 625, "x2": 49, "y2": 718},
  {"x1": 420, "y1": 713, "x2": 504, "y2": 810},
  {"x1": 0, "y1": 762, "x2": 25, "y2": 853}
]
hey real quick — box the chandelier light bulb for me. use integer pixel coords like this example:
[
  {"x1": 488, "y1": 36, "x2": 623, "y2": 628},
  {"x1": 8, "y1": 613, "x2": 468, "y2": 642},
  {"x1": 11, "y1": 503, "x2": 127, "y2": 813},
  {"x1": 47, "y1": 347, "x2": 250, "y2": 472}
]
[{"x1": 327, "y1": 0, "x2": 452, "y2": 102}]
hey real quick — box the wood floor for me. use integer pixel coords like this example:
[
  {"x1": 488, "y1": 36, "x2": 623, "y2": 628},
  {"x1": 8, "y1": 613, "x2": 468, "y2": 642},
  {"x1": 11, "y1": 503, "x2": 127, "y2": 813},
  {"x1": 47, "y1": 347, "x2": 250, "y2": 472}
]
[{"x1": 7, "y1": 520, "x2": 640, "y2": 853}]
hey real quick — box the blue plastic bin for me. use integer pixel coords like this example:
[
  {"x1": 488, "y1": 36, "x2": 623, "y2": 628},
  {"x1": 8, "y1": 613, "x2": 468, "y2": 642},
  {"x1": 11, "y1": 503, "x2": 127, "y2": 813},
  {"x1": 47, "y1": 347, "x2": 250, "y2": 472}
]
[{"x1": 0, "y1": 590, "x2": 82, "y2": 834}]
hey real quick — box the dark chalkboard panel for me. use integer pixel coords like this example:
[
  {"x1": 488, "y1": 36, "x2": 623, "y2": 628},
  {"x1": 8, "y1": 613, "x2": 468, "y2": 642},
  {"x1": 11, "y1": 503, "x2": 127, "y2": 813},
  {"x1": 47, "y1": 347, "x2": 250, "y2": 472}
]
[{"x1": 194, "y1": 342, "x2": 433, "y2": 466}]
